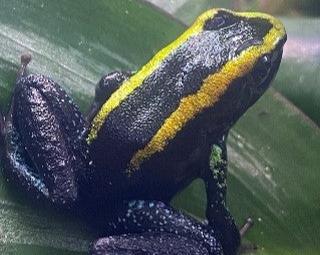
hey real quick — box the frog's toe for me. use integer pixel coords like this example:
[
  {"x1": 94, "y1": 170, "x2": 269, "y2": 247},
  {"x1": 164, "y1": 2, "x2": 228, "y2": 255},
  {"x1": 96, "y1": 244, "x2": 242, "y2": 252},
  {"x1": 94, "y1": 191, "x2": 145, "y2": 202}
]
[{"x1": 90, "y1": 232, "x2": 211, "y2": 255}]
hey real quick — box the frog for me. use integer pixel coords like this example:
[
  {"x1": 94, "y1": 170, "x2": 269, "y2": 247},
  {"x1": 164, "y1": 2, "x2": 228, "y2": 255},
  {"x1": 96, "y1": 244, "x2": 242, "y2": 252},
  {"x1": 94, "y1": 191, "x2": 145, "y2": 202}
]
[{"x1": 0, "y1": 8, "x2": 286, "y2": 255}]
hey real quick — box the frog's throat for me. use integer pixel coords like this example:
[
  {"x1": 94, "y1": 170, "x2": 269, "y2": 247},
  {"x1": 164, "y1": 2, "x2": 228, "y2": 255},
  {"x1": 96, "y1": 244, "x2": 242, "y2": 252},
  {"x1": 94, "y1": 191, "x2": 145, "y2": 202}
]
[{"x1": 87, "y1": 9, "x2": 286, "y2": 174}]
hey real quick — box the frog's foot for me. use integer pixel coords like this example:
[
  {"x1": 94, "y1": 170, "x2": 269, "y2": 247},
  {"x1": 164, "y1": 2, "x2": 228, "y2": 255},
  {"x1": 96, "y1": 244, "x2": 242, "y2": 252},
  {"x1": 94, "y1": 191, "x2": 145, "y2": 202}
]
[
  {"x1": 86, "y1": 71, "x2": 131, "y2": 123},
  {"x1": 2, "y1": 55, "x2": 88, "y2": 209},
  {"x1": 90, "y1": 232, "x2": 210, "y2": 255},
  {"x1": 210, "y1": 215, "x2": 257, "y2": 254},
  {"x1": 208, "y1": 208, "x2": 241, "y2": 255},
  {"x1": 94, "y1": 200, "x2": 223, "y2": 255}
]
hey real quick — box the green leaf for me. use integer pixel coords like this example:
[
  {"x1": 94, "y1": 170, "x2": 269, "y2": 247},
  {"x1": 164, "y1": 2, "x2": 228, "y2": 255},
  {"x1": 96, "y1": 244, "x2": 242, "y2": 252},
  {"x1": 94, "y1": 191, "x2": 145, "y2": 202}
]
[{"x1": 0, "y1": 1, "x2": 319, "y2": 255}]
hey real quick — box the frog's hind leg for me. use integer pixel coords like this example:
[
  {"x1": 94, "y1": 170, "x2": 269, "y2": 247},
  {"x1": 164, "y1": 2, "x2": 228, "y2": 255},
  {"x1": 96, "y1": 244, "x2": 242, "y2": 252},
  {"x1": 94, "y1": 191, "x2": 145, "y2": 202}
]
[
  {"x1": 91, "y1": 232, "x2": 210, "y2": 255},
  {"x1": 1, "y1": 54, "x2": 88, "y2": 209},
  {"x1": 90, "y1": 200, "x2": 223, "y2": 255},
  {"x1": 0, "y1": 54, "x2": 45, "y2": 199},
  {"x1": 86, "y1": 71, "x2": 132, "y2": 123},
  {"x1": 202, "y1": 134, "x2": 240, "y2": 255}
]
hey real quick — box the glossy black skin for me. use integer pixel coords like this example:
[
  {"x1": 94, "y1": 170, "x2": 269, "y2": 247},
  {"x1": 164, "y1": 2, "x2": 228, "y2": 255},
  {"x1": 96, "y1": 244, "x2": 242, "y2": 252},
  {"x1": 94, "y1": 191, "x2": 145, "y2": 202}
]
[
  {"x1": 87, "y1": 11, "x2": 285, "y2": 255},
  {"x1": 0, "y1": 10, "x2": 286, "y2": 255},
  {"x1": 88, "y1": 13, "x2": 275, "y2": 203}
]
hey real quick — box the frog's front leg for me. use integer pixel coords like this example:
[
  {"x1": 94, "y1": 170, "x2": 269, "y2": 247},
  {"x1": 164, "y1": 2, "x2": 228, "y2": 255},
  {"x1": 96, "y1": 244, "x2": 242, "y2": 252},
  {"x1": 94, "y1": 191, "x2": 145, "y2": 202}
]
[
  {"x1": 1, "y1": 55, "x2": 88, "y2": 209},
  {"x1": 202, "y1": 134, "x2": 240, "y2": 255},
  {"x1": 90, "y1": 200, "x2": 223, "y2": 255}
]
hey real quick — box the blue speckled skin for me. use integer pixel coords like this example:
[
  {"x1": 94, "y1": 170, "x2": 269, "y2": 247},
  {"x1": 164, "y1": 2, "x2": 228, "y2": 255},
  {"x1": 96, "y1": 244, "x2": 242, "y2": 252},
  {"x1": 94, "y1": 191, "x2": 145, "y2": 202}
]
[{"x1": 97, "y1": 200, "x2": 224, "y2": 255}]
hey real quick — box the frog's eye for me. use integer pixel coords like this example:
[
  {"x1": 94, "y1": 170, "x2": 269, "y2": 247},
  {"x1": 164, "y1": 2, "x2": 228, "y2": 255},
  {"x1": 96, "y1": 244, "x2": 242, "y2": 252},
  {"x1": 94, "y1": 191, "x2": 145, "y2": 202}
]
[{"x1": 252, "y1": 53, "x2": 272, "y2": 84}]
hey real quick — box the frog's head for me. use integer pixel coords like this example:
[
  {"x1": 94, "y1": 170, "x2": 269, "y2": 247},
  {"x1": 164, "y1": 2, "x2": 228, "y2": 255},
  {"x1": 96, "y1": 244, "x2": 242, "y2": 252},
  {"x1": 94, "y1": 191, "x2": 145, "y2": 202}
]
[{"x1": 192, "y1": 9, "x2": 287, "y2": 132}]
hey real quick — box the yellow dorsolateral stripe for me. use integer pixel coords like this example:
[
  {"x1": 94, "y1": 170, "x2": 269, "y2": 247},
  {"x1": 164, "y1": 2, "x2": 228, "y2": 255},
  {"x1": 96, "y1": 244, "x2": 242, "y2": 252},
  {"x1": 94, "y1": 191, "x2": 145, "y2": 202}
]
[
  {"x1": 86, "y1": 9, "x2": 218, "y2": 144},
  {"x1": 128, "y1": 14, "x2": 286, "y2": 172}
]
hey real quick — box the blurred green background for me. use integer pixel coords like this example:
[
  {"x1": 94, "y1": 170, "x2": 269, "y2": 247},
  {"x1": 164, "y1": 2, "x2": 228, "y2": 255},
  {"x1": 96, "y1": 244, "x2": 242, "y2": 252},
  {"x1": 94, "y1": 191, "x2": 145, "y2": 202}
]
[{"x1": 0, "y1": 0, "x2": 319, "y2": 254}]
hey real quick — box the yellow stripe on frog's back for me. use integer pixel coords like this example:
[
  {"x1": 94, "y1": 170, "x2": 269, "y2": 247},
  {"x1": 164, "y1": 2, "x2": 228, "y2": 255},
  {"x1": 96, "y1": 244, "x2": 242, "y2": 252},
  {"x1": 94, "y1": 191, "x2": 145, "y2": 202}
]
[
  {"x1": 86, "y1": 9, "x2": 218, "y2": 144},
  {"x1": 128, "y1": 12, "x2": 286, "y2": 173}
]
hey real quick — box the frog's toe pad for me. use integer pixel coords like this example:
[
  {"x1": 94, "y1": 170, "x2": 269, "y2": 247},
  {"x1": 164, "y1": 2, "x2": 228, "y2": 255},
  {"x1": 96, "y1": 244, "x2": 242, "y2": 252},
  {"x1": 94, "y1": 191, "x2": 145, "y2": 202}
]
[{"x1": 90, "y1": 232, "x2": 210, "y2": 255}]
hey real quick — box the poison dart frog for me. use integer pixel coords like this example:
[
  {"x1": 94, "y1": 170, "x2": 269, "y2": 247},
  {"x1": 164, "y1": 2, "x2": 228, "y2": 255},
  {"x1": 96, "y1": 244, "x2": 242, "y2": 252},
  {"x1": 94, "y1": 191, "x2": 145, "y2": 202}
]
[{"x1": 0, "y1": 9, "x2": 286, "y2": 255}]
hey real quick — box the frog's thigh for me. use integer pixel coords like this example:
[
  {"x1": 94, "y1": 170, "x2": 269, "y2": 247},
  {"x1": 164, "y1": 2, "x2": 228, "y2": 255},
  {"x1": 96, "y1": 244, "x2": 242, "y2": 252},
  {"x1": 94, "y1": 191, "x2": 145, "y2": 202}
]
[
  {"x1": 202, "y1": 134, "x2": 240, "y2": 255},
  {"x1": 90, "y1": 232, "x2": 210, "y2": 255},
  {"x1": 6, "y1": 74, "x2": 87, "y2": 208},
  {"x1": 104, "y1": 200, "x2": 223, "y2": 255}
]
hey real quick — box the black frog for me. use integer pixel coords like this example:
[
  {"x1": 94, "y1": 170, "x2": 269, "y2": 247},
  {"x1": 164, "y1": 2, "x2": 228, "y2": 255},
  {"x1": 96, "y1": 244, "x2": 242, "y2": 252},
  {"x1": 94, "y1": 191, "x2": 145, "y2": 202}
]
[{"x1": 0, "y1": 9, "x2": 286, "y2": 255}]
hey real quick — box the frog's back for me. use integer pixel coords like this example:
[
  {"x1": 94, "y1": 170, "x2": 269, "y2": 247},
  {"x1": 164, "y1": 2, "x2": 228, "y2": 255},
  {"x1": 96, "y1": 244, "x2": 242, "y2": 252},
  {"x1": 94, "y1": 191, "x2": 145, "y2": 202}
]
[{"x1": 91, "y1": 33, "x2": 225, "y2": 166}]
